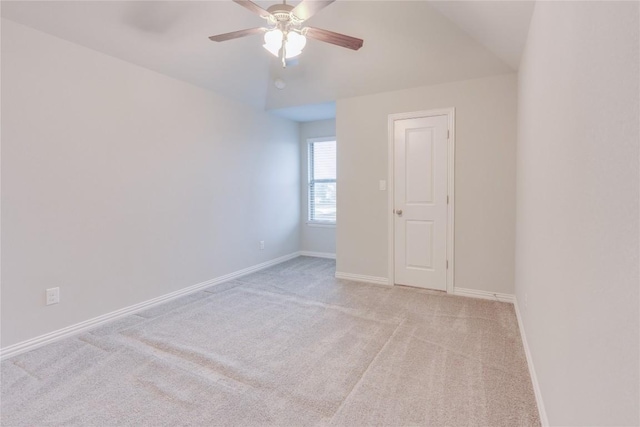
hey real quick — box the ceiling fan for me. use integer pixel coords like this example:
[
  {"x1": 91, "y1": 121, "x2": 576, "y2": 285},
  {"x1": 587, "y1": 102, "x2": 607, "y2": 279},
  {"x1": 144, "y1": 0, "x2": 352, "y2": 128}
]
[{"x1": 209, "y1": 0, "x2": 364, "y2": 68}]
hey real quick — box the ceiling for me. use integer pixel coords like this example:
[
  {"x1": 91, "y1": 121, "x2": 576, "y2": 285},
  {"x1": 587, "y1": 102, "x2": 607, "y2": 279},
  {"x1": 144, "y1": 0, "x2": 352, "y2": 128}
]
[
  {"x1": 1, "y1": 1, "x2": 534, "y2": 121},
  {"x1": 428, "y1": 1, "x2": 535, "y2": 70}
]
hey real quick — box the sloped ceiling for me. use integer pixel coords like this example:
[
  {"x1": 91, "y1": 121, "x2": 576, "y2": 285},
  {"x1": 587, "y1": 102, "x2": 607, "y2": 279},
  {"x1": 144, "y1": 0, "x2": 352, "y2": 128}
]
[
  {"x1": 1, "y1": 1, "x2": 529, "y2": 115},
  {"x1": 428, "y1": 0, "x2": 534, "y2": 70}
]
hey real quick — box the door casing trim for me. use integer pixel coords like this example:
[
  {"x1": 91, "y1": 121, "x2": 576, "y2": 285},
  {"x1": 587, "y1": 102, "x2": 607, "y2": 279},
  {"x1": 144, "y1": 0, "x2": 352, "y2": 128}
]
[{"x1": 387, "y1": 108, "x2": 455, "y2": 293}]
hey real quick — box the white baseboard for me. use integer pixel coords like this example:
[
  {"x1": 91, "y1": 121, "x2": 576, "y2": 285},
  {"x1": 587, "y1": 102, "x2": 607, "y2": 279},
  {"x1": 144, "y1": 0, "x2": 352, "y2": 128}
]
[
  {"x1": 299, "y1": 251, "x2": 336, "y2": 259},
  {"x1": 514, "y1": 297, "x2": 549, "y2": 426},
  {"x1": 453, "y1": 287, "x2": 515, "y2": 303},
  {"x1": 0, "y1": 252, "x2": 301, "y2": 361},
  {"x1": 335, "y1": 271, "x2": 390, "y2": 286}
]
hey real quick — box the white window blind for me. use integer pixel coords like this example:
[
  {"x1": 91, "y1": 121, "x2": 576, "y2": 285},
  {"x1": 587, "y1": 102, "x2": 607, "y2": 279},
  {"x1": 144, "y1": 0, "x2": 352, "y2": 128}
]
[{"x1": 308, "y1": 139, "x2": 336, "y2": 223}]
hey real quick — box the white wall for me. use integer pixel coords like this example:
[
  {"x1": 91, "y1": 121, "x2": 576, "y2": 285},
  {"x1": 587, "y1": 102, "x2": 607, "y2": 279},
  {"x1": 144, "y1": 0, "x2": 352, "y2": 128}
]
[
  {"x1": 1, "y1": 19, "x2": 300, "y2": 348},
  {"x1": 299, "y1": 119, "x2": 336, "y2": 256},
  {"x1": 336, "y1": 74, "x2": 518, "y2": 293},
  {"x1": 515, "y1": 2, "x2": 639, "y2": 425}
]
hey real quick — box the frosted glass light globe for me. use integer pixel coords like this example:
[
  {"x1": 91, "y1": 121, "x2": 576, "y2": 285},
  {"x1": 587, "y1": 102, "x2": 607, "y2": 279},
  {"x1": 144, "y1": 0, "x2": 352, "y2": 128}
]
[
  {"x1": 285, "y1": 32, "x2": 306, "y2": 59},
  {"x1": 263, "y1": 29, "x2": 283, "y2": 57}
]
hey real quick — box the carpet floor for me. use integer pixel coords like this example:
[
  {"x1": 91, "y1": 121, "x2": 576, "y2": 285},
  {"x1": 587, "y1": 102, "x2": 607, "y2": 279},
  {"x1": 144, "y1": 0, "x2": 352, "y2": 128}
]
[{"x1": 1, "y1": 256, "x2": 540, "y2": 426}]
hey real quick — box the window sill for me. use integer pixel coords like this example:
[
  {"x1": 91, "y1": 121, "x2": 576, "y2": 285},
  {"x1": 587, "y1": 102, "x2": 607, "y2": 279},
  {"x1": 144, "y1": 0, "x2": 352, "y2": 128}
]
[{"x1": 306, "y1": 222, "x2": 336, "y2": 228}]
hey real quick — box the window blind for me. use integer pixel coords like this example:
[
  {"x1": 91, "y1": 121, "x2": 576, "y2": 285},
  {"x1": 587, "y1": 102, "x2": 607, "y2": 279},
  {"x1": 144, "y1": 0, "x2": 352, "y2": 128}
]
[{"x1": 309, "y1": 140, "x2": 337, "y2": 223}]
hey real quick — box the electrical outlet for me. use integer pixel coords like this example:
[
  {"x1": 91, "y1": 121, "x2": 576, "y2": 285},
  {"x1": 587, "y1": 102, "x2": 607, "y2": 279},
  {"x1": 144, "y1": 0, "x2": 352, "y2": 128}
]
[
  {"x1": 46, "y1": 287, "x2": 60, "y2": 305},
  {"x1": 259, "y1": 240, "x2": 265, "y2": 250}
]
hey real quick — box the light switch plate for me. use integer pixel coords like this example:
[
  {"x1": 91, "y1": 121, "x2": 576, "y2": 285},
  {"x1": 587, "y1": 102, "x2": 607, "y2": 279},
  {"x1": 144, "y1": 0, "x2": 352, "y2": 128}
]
[{"x1": 379, "y1": 180, "x2": 387, "y2": 191}]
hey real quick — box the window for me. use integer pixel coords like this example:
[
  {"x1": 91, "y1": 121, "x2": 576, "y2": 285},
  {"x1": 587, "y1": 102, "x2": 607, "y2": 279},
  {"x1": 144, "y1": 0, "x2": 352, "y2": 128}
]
[{"x1": 308, "y1": 138, "x2": 336, "y2": 224}]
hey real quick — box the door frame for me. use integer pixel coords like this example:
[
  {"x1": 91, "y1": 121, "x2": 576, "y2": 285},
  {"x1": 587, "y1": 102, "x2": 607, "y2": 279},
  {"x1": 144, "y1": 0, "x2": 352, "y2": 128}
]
[{"x1": 387, "y1": 108, "x2": 455, "y2": 293}]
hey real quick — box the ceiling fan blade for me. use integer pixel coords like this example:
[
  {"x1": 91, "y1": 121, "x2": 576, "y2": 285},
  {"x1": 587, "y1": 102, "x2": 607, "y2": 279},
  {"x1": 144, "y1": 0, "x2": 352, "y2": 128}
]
[
  {"x1": 291, "y1": 0, "x2": 335, "y2": 21},
  {"x1": 233, "y1": 0, "x2": 273, "y2": 19},
  {"x1": 304, "y1": 27, "x2": 364, "y2": 50},
  {"x1": 209, "y1": 27, "x2": 265, "y2": 42}
]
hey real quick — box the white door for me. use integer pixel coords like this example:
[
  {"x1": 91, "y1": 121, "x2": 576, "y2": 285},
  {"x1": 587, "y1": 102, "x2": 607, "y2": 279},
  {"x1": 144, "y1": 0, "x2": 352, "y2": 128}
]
[{"x1": 393, "y1": 114, "x2": 449, "y2": 290}]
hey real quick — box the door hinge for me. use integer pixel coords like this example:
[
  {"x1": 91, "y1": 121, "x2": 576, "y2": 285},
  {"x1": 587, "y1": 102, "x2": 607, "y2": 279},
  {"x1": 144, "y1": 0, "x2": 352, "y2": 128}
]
[
  {"x1": 447, "y1": 195, "x2": 449, "y2": 204},
  {"x1": 446, "y1": 260, "x2": 449, "y2": 269},
  {"x1": 447, "y1": 130, "x2": 450, "y2": 139}
]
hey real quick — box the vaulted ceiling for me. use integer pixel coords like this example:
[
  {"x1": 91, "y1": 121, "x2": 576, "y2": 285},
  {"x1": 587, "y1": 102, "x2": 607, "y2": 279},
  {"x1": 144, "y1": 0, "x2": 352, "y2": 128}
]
[{"x1": 1, "y1": 1, "x2": 534, "y2": 119}]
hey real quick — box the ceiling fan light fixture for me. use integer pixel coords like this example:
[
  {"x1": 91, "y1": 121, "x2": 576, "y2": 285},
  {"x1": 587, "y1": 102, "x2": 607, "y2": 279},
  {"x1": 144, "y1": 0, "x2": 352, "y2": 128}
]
[
  {"x1": 209, "y1": 0, "x2": 363, "y2": 68},
  {"x1": 263, "y1": 29, "x2": 283, "y2": 57}
]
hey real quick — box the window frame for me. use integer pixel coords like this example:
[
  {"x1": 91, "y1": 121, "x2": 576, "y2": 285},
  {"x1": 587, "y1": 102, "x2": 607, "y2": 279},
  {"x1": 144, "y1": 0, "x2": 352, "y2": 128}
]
[{"x1": 307, "y1": 137, "x2": 337, "y2": 226}]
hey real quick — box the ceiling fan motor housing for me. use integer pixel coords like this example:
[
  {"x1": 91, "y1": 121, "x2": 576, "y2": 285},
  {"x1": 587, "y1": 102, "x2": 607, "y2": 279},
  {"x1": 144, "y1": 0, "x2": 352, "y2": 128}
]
[{"x1": 266, "y1": 3, "x2": 300, "y2": 25}]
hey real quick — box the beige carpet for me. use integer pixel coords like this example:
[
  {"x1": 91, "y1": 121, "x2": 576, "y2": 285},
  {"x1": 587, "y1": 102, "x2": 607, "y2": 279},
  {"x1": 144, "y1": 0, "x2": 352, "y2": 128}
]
[{"x1": 1, "y1": 257, "x2": 540, "y2": 426}]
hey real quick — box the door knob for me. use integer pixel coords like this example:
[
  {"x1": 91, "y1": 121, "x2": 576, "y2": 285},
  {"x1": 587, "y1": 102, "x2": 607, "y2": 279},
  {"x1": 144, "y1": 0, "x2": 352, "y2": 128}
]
[{"x1": 396, "y1": 209, "x2": 403, "y2": 216}]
